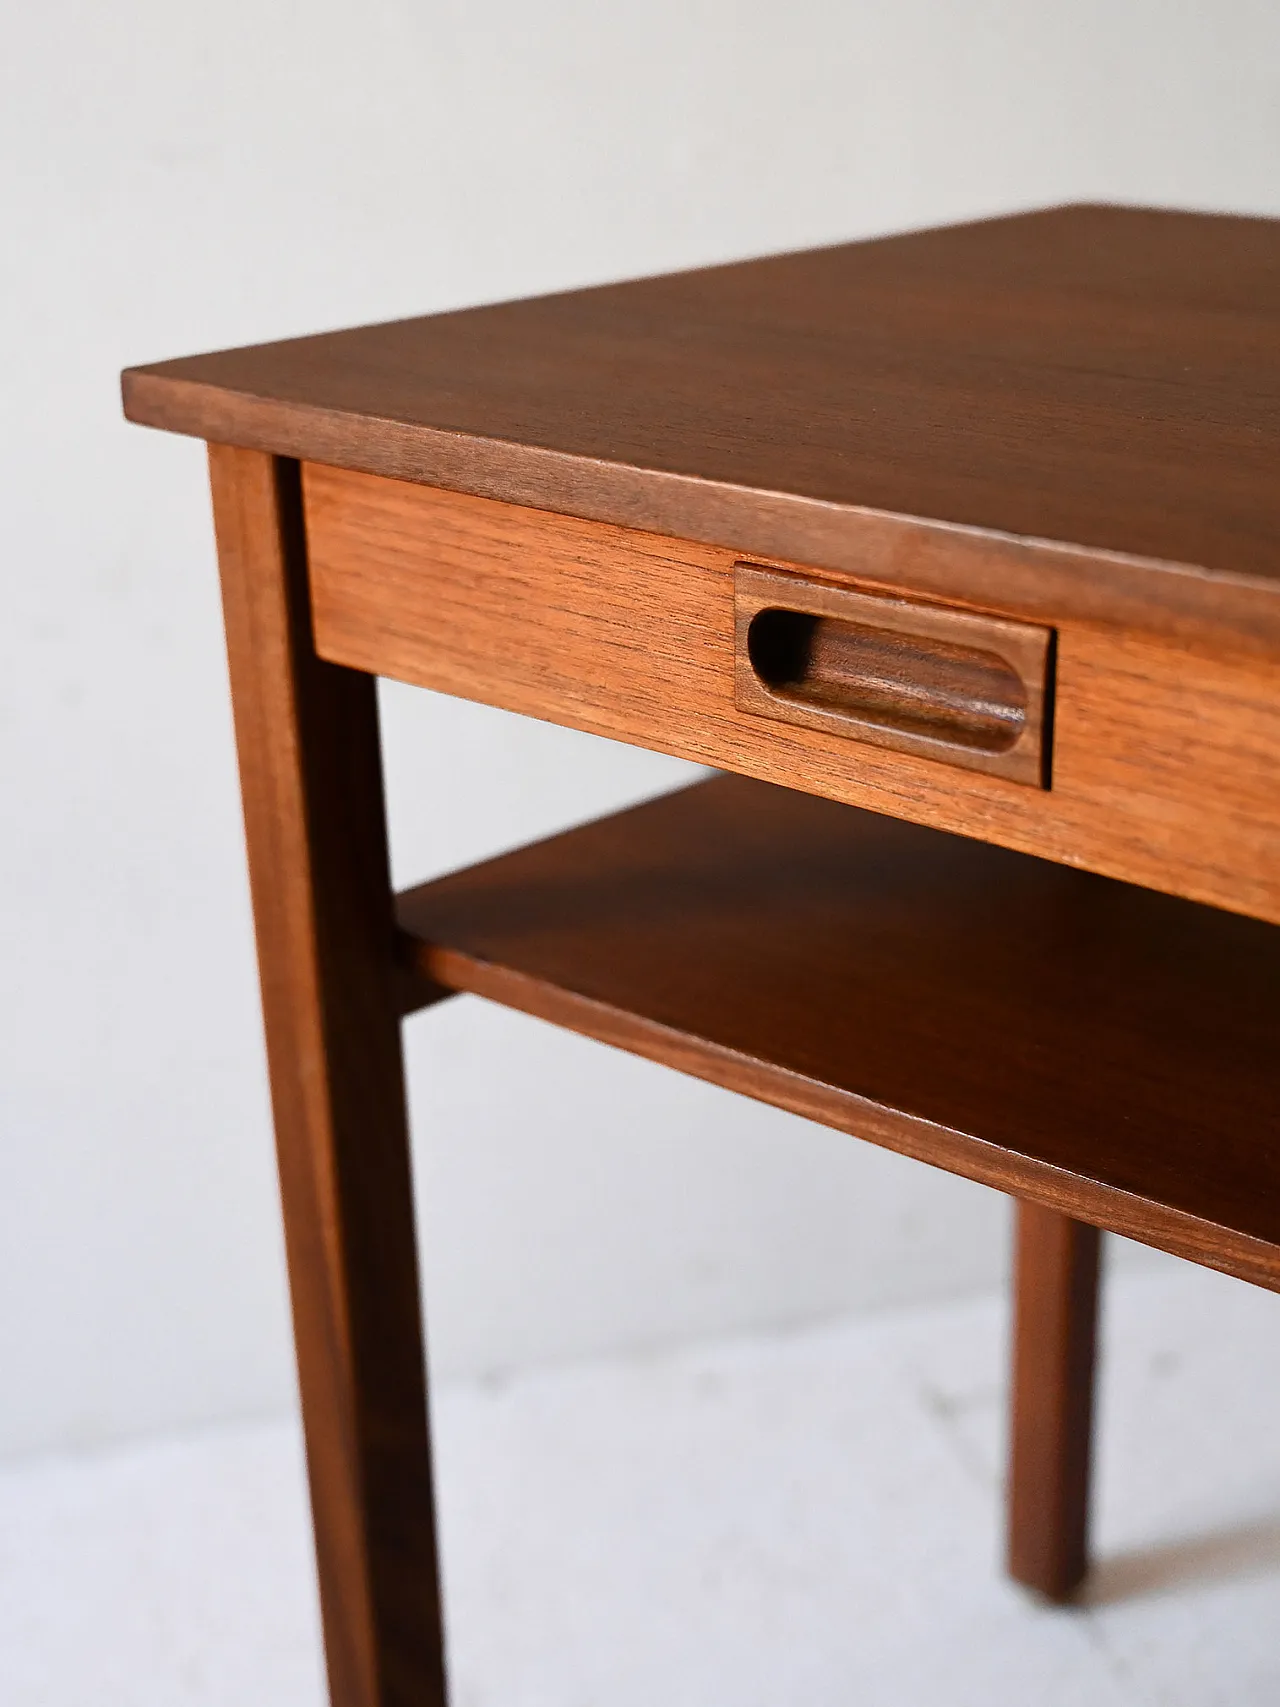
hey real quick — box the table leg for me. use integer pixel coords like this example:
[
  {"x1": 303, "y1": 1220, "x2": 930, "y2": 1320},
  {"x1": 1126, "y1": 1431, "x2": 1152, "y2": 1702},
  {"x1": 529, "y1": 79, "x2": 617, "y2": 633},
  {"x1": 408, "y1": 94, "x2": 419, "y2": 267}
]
[
  {"x1": 1006, "y1": 1199, "x2": 1102, "y2": 1601},
  {"x1": 208, "y1": 446, "x2": 447, "y2": 1706}
]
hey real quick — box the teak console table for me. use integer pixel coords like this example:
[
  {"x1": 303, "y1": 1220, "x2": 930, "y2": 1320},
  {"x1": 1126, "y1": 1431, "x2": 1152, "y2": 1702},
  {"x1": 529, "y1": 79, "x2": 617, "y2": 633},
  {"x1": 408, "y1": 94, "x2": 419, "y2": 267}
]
[{"x1": 123, "y1": 204, "x2": 1280, "y2": 1706}]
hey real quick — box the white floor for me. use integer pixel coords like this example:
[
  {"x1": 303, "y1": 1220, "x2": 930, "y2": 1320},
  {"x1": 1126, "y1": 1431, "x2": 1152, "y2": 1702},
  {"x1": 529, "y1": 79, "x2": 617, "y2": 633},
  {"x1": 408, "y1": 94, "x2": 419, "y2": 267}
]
[{"x1": 4, "y1": 1256, "x2": 1280, "y2": 1706}]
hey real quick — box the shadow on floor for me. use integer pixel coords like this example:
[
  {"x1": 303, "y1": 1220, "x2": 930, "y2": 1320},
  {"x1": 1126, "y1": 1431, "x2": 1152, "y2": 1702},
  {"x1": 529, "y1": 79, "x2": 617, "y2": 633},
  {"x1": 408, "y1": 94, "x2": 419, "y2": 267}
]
[{"x1": 1085, "y1": 1514, "x2": 1280, "y2": 1606}]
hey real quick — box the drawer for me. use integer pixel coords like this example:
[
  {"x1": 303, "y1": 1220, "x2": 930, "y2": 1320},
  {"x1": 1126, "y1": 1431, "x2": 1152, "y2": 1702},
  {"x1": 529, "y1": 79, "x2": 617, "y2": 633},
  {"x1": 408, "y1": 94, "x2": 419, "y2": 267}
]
[{"x1": 303, "y1": 462, "x2": 1280, "y2": 926}]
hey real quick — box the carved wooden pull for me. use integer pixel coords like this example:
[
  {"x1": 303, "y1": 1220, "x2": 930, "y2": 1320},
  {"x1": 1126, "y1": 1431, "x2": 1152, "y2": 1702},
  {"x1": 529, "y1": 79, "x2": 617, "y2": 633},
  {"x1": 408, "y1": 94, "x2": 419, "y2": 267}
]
[{"x1": 735, "y1": 565, "x2": 1054, "y2": 787}]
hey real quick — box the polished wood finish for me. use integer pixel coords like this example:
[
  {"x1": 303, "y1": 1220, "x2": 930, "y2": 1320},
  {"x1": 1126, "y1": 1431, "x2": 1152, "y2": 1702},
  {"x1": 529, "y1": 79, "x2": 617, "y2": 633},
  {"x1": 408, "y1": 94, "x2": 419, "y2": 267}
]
[
  {"x1": 123, "y1": 206, "x2": 1280, "y2": 653},
  {"x1": 734, "y1": 564, "x2": 1053, "y2": 786},
  {"x1": 208, "y1": 445, "x2": 446, "y2": 1707},
  {"x1": 396, "y1": 773, "x2": 1280, "y2": 1289},
  {"x1": 305, "y1": 469, "x2": 1280, "y2": 926},
  {"x1": 124, "y1": 205, "x2": 1280, "y2": 1691},
  {"x1": 1007, "y1": 1204, "x2": 1102, "y2": 1601}
]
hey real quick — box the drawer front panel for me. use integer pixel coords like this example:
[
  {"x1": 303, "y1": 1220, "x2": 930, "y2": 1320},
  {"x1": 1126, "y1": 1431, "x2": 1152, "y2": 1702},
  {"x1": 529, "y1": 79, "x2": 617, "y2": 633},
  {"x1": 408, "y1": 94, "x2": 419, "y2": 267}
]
[{"x1": 304, "y1": 462, "x2": 1280, "y2": 925}]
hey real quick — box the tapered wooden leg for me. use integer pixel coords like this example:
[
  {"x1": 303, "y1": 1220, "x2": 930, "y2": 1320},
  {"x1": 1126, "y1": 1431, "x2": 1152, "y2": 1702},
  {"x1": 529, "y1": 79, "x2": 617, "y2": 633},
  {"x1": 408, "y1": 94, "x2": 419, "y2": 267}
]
[
  {"x1": 1006, "y1": 1200, "x2": 1102, "y2": 1601},
  {"x1": 209, "y1": 446, "x2": 447, "y2": 1707}
]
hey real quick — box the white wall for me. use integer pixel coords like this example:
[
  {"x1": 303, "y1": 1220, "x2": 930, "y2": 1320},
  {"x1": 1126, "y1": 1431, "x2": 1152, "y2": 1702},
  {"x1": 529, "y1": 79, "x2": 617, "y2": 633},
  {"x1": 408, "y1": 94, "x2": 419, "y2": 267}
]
[{"x1": 3, "y1": 0, "x2": 1278, "y2": 1459}]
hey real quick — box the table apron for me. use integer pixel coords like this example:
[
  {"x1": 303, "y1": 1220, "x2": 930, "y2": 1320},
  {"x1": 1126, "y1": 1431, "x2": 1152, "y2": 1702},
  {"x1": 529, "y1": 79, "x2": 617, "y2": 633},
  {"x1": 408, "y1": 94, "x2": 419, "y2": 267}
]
[{"x1": 303, "y1": 462, "x2": 1280, "y2": 928}]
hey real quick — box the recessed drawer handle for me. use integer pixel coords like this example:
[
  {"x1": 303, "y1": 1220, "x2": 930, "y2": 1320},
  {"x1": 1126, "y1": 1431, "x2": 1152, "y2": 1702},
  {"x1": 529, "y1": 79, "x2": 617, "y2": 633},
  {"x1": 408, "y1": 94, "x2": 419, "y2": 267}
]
[{"x1": 734, "y1": 565, "x2": 1054, "y2": 788}]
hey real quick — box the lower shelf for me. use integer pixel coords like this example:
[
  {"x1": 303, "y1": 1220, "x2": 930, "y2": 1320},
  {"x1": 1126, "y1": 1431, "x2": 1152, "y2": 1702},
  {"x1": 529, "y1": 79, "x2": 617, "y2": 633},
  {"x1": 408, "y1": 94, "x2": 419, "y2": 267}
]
[{"x1": 396, "y1": 774, "x2": 1280, "y2": 1289}]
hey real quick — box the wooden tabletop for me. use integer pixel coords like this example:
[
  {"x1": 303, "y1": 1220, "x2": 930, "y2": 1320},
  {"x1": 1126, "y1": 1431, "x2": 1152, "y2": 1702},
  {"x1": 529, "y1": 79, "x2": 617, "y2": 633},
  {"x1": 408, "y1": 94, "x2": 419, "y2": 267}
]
[{"x1": 123, "y1": 204, "x2": 1280, "y2": 640}]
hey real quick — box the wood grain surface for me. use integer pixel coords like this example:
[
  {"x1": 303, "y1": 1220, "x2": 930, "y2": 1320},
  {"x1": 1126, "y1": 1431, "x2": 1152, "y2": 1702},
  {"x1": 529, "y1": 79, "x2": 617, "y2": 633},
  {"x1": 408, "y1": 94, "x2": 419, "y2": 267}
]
[
  {"x1": 306, "y1": 468, "x2": 1280, "y2": 926},
  {"x1": 208, "y1": 446, "x2": 447, "y2": 1707},
  {"x1": 396, "y1": 773, "x2": 1280, "y2": 1290},
  {"x1": 124, "y1": 206, "x2": 1280, "y2": 651},
  {"x1": 1007, "y1": 1204, "x2": 1102, "y2": 1601},
  {"x1": 125, "y1": 203, "x2": 1280, "y2": 1698}
]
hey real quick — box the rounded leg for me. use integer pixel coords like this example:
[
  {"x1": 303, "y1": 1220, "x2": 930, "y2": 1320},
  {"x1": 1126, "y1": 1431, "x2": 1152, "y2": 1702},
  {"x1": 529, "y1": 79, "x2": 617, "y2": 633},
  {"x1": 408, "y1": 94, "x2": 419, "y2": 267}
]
[{"x1": 1006, "y1": 1199, "x2": 1102, "y2": 1601}]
